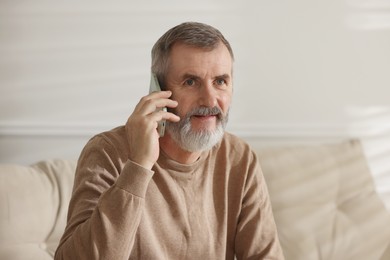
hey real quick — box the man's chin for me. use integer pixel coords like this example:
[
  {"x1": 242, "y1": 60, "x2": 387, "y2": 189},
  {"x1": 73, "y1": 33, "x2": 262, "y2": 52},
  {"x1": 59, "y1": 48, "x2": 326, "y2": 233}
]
[
  {"x1": 190, "y1": 125, "x2": 217, "y2": 134},
  {"x1": 165, "y1": 123, "x2": 225, "y2": 153}
]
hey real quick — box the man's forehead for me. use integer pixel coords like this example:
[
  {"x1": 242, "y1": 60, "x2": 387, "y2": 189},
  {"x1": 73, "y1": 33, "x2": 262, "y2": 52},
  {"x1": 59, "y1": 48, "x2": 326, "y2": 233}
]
[
  {"x1": 169, "y1": 44, "x2": 232, "y2": 68},
  {"x1": 170, "y1": 42, "x2": 231, "y2": 59}
]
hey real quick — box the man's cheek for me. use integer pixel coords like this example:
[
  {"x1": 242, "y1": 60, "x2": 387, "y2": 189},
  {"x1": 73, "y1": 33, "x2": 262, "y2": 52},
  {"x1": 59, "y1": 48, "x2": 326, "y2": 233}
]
[{"x1": 168, "y1": 106, "x2": 185, "y2": 119}]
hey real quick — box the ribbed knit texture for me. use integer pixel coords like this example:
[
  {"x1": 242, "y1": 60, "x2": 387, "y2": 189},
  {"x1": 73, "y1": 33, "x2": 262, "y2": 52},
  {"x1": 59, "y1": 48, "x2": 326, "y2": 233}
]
[{"x1": 55, "y1": 126, "x2": 284, "y2": 259}]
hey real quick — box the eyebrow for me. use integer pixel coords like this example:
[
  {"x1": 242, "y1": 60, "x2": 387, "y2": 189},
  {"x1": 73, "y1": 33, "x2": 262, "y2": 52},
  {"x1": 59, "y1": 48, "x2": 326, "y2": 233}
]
[
  {"x1": 181, "y1": 73, "x2": 201, "y2": 81},
  {"x1": 215, "y1": 74, "x2": 231, "y2": 81},
  {"x1": 181, "y1": 73, "x2": 231, "y2": 81}
]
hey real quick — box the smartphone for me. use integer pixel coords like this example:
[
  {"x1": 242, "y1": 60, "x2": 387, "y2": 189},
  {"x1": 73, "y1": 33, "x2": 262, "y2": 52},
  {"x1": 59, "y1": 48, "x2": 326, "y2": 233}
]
[{"x1": 149, "y1": 73, "x2": 167, "y2": 137}]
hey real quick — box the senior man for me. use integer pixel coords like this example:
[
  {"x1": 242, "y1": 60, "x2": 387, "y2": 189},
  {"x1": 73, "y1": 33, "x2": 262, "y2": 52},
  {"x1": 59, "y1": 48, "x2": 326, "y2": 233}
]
[{"x1": 55, "y1": 22, "x2": 284, "y2": 260}]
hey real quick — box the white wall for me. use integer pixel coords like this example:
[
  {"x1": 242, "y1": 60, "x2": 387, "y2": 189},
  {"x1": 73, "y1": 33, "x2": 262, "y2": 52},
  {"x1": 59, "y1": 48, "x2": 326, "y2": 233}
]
[{"x1": 1, "y1": 0, "x2": 390, "y2": 204}]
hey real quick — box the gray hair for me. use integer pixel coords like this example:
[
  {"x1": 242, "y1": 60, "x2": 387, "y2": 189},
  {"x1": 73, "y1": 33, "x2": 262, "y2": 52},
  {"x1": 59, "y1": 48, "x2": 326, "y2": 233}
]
[{"x1": 151, "y1": 22, "x2": 234, "y2": 89}]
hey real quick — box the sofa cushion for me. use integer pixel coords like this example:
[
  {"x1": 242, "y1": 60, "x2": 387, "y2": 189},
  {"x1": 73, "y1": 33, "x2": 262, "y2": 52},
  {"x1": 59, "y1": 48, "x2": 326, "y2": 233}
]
[
  {"x1": 0, "y1": 159, "x2": 76, "y2": 260},
  {"x1": 257, "y1": 139, "x2": 390, "y2": 260}
]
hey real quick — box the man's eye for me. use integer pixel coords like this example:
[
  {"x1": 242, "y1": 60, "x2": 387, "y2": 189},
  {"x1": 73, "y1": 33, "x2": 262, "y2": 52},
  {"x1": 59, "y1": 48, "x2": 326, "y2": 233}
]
[
  {"x1": 185, "y1": 79, "x2": 195, "y2": 86},
  {"x1": 216, "y1": 79, "x2": 226, "y2": 85}
]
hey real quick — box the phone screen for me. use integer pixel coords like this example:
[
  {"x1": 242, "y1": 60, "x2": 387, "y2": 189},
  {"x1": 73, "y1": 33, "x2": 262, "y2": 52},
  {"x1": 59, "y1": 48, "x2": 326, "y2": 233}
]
[{"x1": 149, "y1": 73, "x2": 167, "y2": 137}]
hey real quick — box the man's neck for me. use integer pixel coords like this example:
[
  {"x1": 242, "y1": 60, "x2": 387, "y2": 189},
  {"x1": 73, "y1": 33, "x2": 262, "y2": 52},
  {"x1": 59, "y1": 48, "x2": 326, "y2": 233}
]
[{"x1": 159, "y1": 133, "x2": 202, "y2": 165}]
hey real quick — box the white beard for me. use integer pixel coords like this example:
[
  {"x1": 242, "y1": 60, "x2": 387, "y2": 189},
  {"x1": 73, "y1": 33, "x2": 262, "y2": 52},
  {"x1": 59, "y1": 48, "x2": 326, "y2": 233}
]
[{"x1": 166, "y1": 106, "x2": 229, "y2": 152}]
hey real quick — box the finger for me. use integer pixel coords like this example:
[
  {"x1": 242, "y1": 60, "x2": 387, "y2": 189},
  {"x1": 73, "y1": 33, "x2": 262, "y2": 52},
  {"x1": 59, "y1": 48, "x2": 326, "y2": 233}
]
[
  {"x1": 154, "y1": 99, "x2": 178, "y2": 109},
  {"x1": 135, "y1": 92, "x2": 176, "y2": 114},
  {"x1": 137, "y1": 99, "x2": 178, "y2": 117},
  {"x1": 148, "y1": 90, "x2": 172, "y2": 98},
  {"x1": 151, "y1": 110, "x2": 180, "y2": 123},
  {"x1": 133, "y1": 91, "x2": 171, "y2": 110}
]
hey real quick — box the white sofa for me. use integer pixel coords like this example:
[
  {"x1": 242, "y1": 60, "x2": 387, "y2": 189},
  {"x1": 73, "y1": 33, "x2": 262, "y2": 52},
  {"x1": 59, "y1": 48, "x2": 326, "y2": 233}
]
[
  {"x1": 257, "y1": 139, "x2": 390, "y2": 259},
  {"x1": 1, "y1": 139, "x2": 389, "y2": 259},
  {"x1": 0, "y1": 160, "x2": 76, "y2": 260}
]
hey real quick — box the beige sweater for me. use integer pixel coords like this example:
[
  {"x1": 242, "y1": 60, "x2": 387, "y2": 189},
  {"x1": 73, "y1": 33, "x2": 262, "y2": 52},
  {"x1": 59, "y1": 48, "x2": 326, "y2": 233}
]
[{"x1": 55, "y1": 126, "x2": 284, "y2": 259}]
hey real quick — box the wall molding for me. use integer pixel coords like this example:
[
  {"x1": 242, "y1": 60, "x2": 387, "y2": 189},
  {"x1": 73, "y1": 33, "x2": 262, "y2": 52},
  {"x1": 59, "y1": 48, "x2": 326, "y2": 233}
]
[
  {"x1": 0, "y1": 122, "x2": 110, "y2": 138},
  {"x1": 230, "y1": 123, "x2": 390, "y2": 139},
  {"x1": 1, "y1": 122, "x2": 389, "y2": 139}
]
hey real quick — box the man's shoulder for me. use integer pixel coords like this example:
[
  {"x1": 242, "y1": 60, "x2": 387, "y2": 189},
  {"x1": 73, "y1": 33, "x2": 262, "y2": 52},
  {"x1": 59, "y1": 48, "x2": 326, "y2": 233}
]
[
  {"x1": 86, "y1": 125, "x2": 127, "y2": 151},
  {"x1": 92, "y1": 125, "x2": 126, "y2": 140},
  {"x1": 210, "y1": 132, "x2": 259, "y2": 176},
  {"x1": 221, "y1": 131, "x2": 250, "y2": 148},
  {"x1": 218, "y1": 132, "x2": 255, "y2": 158}
]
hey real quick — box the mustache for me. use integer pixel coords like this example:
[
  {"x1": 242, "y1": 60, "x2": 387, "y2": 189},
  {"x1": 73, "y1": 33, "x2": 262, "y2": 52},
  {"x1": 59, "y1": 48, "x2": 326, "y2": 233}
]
[{"x1": 187, "y1": 106, "x2": 223, "y2": 119}]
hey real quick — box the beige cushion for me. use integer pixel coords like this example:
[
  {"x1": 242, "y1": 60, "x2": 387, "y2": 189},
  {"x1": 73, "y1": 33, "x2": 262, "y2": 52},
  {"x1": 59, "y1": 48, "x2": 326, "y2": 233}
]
[
  {"x1": 257, "y1": 139, "x2": 390, "y2": 260},
  {"x1": 0, "y1": 159, "x2": 76, "y2": 260}
]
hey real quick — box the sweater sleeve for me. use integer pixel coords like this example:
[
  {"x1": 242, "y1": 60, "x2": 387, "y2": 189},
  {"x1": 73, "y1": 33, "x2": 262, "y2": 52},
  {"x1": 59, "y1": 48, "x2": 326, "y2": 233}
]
[
  {"x1": 234, "y1": 151, "x2": 285, "y2": 260},
  {"x1": 55, "y1": 135, "x2": 154, "y2": 260}
]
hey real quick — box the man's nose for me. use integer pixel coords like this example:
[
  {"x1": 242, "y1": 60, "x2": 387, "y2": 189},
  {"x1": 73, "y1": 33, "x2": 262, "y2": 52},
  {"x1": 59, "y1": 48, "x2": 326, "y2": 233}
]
[{"x1": 199, "y1": 83, "x2": 217, "y2": 107}]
